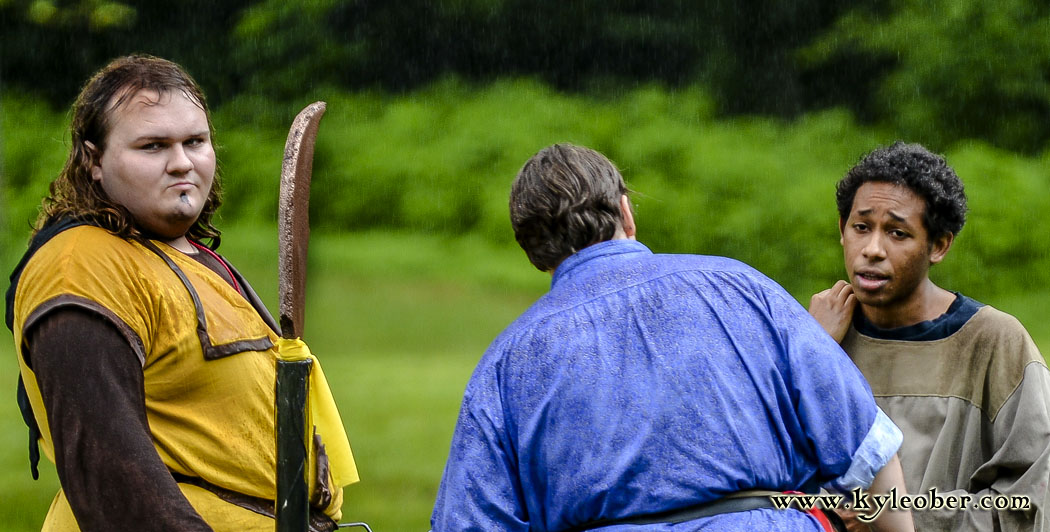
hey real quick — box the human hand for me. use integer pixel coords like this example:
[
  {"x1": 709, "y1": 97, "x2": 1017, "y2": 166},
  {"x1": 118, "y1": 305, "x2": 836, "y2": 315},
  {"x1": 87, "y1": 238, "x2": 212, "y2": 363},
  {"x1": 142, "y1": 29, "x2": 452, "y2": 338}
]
[
  {"x1": 808, "y1": 280, "x2": 856, "y2": 343},
  {"x1": 835, "y1": 508, "x2": 874, "y2": 532}
]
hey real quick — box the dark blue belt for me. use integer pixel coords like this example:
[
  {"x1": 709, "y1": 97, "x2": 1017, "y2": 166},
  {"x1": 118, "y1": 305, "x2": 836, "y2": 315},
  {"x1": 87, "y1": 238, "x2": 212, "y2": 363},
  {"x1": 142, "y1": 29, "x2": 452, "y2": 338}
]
[{"x1": 564, "y1": 492, "x2": 778, "y2": 531}]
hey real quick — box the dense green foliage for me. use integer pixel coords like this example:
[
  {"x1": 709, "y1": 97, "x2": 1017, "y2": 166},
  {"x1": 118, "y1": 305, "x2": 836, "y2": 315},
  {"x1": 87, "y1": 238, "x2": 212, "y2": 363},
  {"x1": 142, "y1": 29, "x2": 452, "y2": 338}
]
[
  {"x1": 802, "y1": 0, "x2": 1050, "y2": 153},
  {"x1": 4, "y1": 81, "x2": 1049, "y2": 304},
  {"x1": 6, "y1": 0, "x2": 1050, "y2": 152}
]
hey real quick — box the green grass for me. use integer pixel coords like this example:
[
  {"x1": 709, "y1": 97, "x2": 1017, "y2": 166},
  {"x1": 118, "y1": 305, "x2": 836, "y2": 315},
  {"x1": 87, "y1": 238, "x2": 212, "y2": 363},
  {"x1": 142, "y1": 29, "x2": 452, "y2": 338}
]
[
  {"x1": 1, "y1": 225, "x2": 1046, "y2": 531},
  {"x1": 0, "y1": 363, "x2": 61, "y2": 531},
  {"x1": 0, "y1": 225, "x2": 548, "y2": 532}
]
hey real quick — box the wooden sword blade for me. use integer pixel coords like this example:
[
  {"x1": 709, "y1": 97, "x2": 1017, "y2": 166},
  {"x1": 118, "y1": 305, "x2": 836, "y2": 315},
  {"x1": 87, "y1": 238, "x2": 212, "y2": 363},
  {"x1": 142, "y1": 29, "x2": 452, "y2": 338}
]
[{"x1": 278, "y1": 101, "x2": 326, "y2": 339}]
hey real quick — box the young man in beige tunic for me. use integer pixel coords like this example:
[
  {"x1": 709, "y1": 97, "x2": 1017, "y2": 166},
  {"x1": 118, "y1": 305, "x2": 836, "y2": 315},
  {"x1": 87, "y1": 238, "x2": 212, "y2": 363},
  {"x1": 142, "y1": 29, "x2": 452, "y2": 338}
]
[{"x1": 809, "y1": 142, "x2": 1050, "y2": 531}]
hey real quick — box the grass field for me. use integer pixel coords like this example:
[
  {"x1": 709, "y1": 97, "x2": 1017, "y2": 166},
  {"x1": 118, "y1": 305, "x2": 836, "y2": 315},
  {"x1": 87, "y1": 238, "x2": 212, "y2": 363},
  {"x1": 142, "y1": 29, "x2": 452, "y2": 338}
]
[
  {"x1": 0, "y1": 225, "x2": 1046, "y2": 531},
  {"x1": 0, "y1": 226, "x2": 549, "y2": 532}
]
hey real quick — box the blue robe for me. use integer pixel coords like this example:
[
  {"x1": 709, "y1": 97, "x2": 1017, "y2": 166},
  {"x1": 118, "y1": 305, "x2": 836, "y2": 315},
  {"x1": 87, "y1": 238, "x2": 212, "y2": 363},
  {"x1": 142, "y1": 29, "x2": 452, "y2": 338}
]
[{"x1": 432, "y1": 240, "x2": 900, "y2": 531}]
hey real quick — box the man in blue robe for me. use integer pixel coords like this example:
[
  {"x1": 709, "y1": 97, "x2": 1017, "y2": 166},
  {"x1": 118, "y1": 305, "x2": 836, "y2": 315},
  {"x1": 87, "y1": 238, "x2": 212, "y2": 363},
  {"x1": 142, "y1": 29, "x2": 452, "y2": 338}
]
[{"x1": 431, "y1": 144, "x2": 912, "y2": 532}]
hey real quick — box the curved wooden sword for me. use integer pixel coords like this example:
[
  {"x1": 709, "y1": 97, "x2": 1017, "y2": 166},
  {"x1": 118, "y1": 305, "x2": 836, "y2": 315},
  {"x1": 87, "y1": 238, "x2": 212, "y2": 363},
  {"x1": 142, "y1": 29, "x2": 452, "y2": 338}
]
[
  {"x1": 279, "y1": 101, "x2": 326, "y2": 339},
  {"x1": 276, "y1": 101, "x2": 325, "y2": 532}
]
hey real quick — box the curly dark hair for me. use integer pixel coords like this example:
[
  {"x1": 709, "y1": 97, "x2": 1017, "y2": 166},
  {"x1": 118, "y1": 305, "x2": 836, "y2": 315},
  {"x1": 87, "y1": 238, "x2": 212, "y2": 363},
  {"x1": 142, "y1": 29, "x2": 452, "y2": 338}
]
[
  {"x1": 837, "y1": 142, "x2": 967, "y2": 241},
  {"x1": 37, "y1": 54, "x2": 223, "y2": 248},
  {"x1": 510, "y1": 144, "x2": 629, "y2": 272}
]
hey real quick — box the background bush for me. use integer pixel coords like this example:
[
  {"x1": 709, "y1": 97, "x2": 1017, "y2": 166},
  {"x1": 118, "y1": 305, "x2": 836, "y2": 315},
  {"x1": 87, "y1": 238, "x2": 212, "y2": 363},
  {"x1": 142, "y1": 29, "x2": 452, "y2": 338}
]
[
  {"x1": 6, "y1": 80, "x2": 1049, "y2": 303},
  {"x1": 7, "y1": 0, "x2": 1050, "y2": 153}
]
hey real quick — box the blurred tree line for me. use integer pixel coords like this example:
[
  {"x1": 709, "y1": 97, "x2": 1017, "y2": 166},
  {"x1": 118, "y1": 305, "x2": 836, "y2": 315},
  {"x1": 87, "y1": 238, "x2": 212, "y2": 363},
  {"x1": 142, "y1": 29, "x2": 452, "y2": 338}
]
[
  {"x1": 6, "y1": 82, "x2": 1049, "y2": 303},
  {"x1": 5, "y1": 0, "x2": 1050, "y2": 153},
  {"x1": 3, "y1": 0, "x2": 1049, "y2": 304}
]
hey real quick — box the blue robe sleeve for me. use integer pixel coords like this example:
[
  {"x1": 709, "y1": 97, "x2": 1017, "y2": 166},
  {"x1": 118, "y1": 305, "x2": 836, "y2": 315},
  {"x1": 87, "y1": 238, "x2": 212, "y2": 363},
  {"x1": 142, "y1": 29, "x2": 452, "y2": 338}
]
[
  {"x1": 765, "y1": 284, "x2": 902, "y2": 491},
  {"x1": 431, "y1": 354, "x2": 530, "y2": 532}
]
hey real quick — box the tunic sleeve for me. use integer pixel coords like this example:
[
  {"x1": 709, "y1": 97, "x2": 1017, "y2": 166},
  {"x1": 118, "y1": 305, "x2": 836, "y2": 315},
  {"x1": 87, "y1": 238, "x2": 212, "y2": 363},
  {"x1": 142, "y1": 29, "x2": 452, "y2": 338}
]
[
  {"x1": 916, "y1": 361, "x2": 1050, "y2": 532},
  {"x1": 28, "y1": 308, "x2": 214, "y2": 532}
]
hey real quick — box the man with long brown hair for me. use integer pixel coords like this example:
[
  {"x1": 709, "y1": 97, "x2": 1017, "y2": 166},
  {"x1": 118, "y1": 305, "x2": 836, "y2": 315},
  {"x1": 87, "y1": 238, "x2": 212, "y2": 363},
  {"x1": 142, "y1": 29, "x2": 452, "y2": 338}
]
[{"x1": 6, "y1": 55, "x2": 357, "y2": 531}]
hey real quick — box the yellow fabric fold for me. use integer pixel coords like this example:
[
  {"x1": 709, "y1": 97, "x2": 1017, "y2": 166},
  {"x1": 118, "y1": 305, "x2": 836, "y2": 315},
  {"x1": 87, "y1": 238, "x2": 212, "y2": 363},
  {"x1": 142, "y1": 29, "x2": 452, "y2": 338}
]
[{"x1": 276, "y1": 337, "x2": 360, "y2": 487}]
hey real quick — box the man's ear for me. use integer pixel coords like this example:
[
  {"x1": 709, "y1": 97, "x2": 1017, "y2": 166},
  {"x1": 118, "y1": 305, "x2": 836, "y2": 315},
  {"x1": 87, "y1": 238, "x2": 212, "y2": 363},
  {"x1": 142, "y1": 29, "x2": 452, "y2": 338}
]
[
  {"x1": 838, "y1": 218, "x2": 846, "y2": 246},
  {"x1": 619, "y1": 194, "x2": 636, "y2": 239},
  {"x1": 929, "y1": 232, "x2": 954, "y2": 265},
  {"x1": 85, "y1": 141, "x2": 103, "y2": 182}
]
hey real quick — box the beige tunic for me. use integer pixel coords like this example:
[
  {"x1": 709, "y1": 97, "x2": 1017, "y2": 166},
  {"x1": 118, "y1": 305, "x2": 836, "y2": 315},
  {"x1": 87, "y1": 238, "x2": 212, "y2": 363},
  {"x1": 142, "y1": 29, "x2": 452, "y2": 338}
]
[{"x1": 844, "y1": 304, "x2": 1050, "y2": 532}]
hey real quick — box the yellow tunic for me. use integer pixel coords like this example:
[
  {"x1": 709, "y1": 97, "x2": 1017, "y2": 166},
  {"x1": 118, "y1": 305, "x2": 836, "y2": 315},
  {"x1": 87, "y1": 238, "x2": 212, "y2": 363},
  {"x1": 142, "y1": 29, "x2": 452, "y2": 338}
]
[{"x1": 13, "y1": 226, "x2": 357, "y2": 531}]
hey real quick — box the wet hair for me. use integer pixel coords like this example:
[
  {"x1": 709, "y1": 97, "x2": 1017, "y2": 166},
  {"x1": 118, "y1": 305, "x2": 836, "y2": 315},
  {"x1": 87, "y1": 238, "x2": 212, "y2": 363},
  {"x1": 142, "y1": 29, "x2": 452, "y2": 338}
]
[
  {"x1": 837, "y1": 142, "x2": 967, "y2": 241},
  {"x1": 510, "y1": 144, "x2": 629, "y2": 271},
  {"x1": 38, "y1": 54, "x2": 223, "y2": 248}
]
